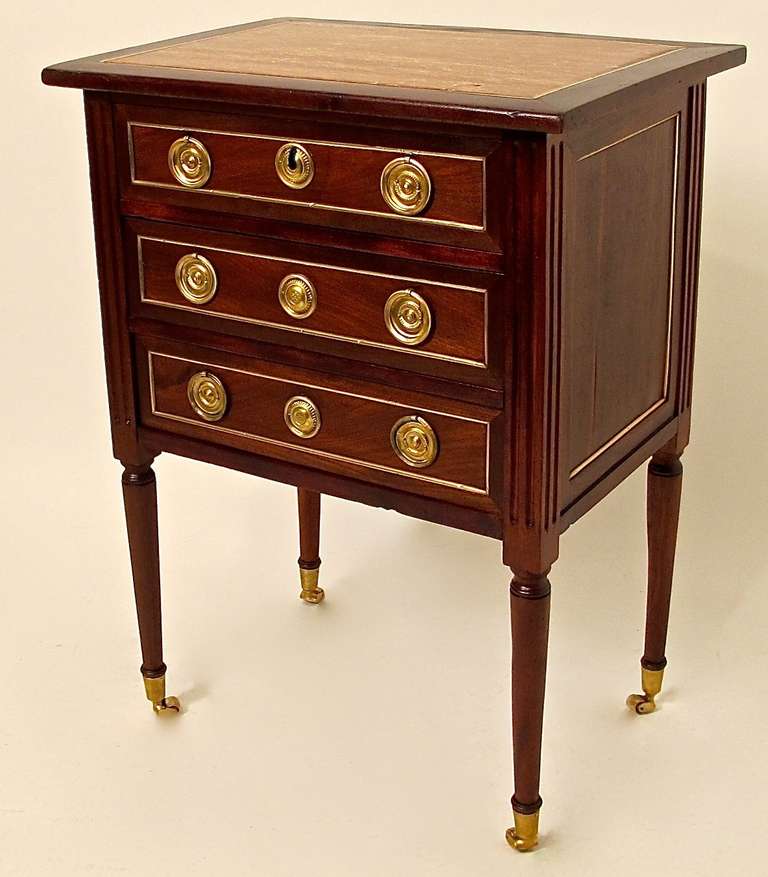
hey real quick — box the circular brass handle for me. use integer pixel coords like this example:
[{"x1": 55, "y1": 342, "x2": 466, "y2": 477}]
[
  {"x1": 168, "y1": 136, "x2": 212, "y2": 188},
  {"x1": 391, "y1": 416, "x2": 439, "y2": 468},
  {"x1": 187, "y1": 371, "x2": 228, "y2": 422},
  {"x1": 278, "y1": 274, "x2": 317, "y2": 319},
  {"x1": 275, "y1": 142, "x2": 314, "y2": 189},
  {"x1": 284, "y1": 395, "x2": 321, "y2": 439},
  {"x1": 380, "y1": 157, "x2": 432, "y2": 216},
  {"x1": 175, "y1": 253, "x2": 218, "y2": 305},
  {"x1": 384, "y1": 289, "x2": 432, "y2": 346}
]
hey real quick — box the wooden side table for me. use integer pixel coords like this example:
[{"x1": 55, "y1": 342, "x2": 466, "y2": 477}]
[{"x1": 42, "y1": 19, "x2": 745, "y2": 850}]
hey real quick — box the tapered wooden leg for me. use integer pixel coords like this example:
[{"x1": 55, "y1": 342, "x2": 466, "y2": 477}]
[
  {"x1": 121, "y1": 463, "x2": 180, "y2": 715},
  {"x1": 627, "y1": 451, "x2": 683, "y2": 715},
  {"x1": 507, "y1": 570, "x2": 551, "y2": 852},
  {"x1": 297, "y1": 487, "x2": 324, "y2": 604}
]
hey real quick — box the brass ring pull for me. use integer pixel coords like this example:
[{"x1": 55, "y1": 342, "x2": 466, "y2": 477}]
[
  {"x1": 187, "y1": 371, "x2": 228, "y2": 422},
  {"x1": 275, "y1": 142, "x2": 314, "y2": 189},
  {"x1": 278, "y1": 274, "x2": 317, "y2": 319},
  {"x1": 380, "y1": 157, "x2": 432, "y2": 215},
  {"x1": 284, "y1": 395, "x2": 321, "y2": 439},
  {"x1": 168, "y1": 136, "x2": 212, "y2": 188},
  {"x1": 384, "y1": 289, "x2": 432, "y2": 346},
  {"x1": 175, "y1": 253, "x2": 218, "y2": 305},
  {"x1": 391, "y1": 416, "x2": 439, "y2": 468}
]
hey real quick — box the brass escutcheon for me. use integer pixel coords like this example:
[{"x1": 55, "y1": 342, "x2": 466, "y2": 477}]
[
  {"x1": 275, "y1": 142, "x2": 314, "y2": 189},
  {"x1": 174, "y1": 253, "x2": 218, "y2": 305},
  {"x1": 380, "y1": 156, "x2": 432, "y2": 215},
  {"x1": 278, "y1": 274, "x2": 317, "y2": 319},
  {"x1": 187, "y1": 371, "x2": 228, "y2": 422},
  {"x1": 284, "y1": 395, "x2": 321, "y2": 438},
  {"x1": 168, "y1": 136, "x2": 212, "y2": 188},
  {"x1": 384, "y1": 289, "x2": 432, "y2": 346},
  {"x1": 391, "y1": 416, "x2": 439, "y2": 467}
]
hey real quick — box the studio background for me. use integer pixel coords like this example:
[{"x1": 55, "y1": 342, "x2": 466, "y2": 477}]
[{"x1": 1, "y1": 3, "x2": 765, "y2": 875}]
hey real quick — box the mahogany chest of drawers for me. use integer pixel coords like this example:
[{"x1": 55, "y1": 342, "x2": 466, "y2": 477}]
[{"x1": 43, "y1": 19, "x2": 745, "y2": 851}]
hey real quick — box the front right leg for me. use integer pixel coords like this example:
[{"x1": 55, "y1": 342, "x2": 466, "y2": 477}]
[
  {"x1": 507, "y1": 569, "x2": 551, "y2": 852},
  {"x1": 121, "y1": 461, "x2": 180, "y2": 715}
]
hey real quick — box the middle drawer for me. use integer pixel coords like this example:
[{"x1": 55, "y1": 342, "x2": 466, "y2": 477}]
[{"x1": 127, "y1": 222, "x2": 500, "y2": 384}]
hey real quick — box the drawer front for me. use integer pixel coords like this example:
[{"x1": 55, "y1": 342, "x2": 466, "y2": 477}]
[
  {"x1": 129, "y1": 123, "x2": 484, "y2": 228},
  {"x1": 136, "y1": 233, "x2": 489, "y2": 369},
  {"x1": 140, "y1": 343, "x2": 495, "y2": 500}
]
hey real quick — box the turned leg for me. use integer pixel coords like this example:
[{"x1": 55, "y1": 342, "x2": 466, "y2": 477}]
[
  {"x1": 627, "y1": 451, "x2": 683, "y2": 715},
  {"x1": 297, "y1": 487, "x2": 324, "y2": 604},
  {"x1": 507, "y1": 570, "x2": 551, "y2": 852},
  {"x1": 122, "y1": 463, "x2": 180, "y2": 715}
]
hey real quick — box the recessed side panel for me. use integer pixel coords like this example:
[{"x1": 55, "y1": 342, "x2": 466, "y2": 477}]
[{"x1": 563, "y1": 110, "x2": 682, "y2": 506}]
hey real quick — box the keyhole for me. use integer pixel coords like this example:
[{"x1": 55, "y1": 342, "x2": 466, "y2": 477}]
[{"x1": 287, "y1": 146, "x2": 299, "y2": 171}]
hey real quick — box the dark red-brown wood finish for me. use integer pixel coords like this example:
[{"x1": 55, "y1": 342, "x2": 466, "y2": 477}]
[{"x1": 43, "y1": 19, "x2": 745, "y2": 852}]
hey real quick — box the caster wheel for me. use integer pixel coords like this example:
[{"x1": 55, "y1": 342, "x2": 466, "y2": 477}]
[
  {"x1": 626, "y1": 693, "x2": 656, "y2": 715},
  {"x1": 505, "y1": 827, "x2": 538, "y2": 852},
  {"x1": 300, "y1": 587, "x2": 325, "y2": 604},
  {"x1": 153, "y1": 696, "x2": 182, "y2": 715}
]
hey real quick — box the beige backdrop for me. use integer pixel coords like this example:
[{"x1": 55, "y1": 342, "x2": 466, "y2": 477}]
[{"x1": 1, "y1": 3, "x2": 765, "y2": 875}]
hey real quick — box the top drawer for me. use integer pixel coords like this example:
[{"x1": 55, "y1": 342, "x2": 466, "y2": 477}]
[{"x1": 116, "y1": 104, "x2": 502, "y2": 250}]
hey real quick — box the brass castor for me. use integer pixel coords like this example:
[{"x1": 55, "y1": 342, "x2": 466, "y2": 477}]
[
  {"x1": 626, "y1": 666, "x2": 664, "y2": 715},
  {"x1": 299, "y1": 566, "x2": 325, "y2": 604},
  {"x1": 505, "y1": 809, "x2": 539, "y2": 852},
  {"x1": 143, "y1": 674, "x2": 182, "y2": 716}
]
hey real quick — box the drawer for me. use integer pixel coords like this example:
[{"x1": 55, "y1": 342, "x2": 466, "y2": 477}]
[
  {"x1": 137, "y1": 338, "x2": 500, "y2": 506},
  {"x1": 117, "y1": 104, "x2": 503, "y2": 250},
  {"x1": 133, "y1": 228, "x2": 490, "y2": 371}
]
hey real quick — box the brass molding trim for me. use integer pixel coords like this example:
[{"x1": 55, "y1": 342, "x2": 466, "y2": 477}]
[
  {"x1": 570, "y1": 114, "x2": 680, "y2": 479},
  {"x1": 127, "y1": 122, "x2": 486, "y2": 231},
  {"x1": 174, "y1": 252, "x2": 218, "y2": 304},
  {"x1": 148, "y1": 351, "x2": 490, "y2": 495},
  {"x1": 137, "y1": 235, "x2": 488, "y2": 368}
]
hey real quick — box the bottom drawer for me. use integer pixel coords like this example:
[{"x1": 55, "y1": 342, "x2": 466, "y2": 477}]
[{"x1": 137, "y1": 337, "x2": 500, "y2": 507}]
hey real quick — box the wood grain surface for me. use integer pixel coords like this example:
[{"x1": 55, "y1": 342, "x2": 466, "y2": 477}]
[
  {"x1": 139, "y1": 339, "x2": 499, "y2": 503},
  {"x1": 111, "y1": 20, "x2": 681, "y2": 100},
  {"x1": 135, "y1": 233, "x2": 489, "y2": 368}
]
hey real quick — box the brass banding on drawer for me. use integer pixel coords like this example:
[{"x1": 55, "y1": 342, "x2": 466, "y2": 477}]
[
  {"x1": 137, "y1": 234, "x2": 488, "y2": 368},
  {"x1": 145, "y1": 350, "x2": 490, "y2": 495},
  {"x1": 127, "y1": 121, "x2": 486, "y2": 230}
]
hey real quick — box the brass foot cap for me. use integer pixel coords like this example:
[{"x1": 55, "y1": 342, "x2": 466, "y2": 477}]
[
  {"x1": 506, "y1": 810, "x2": 539, "y2": 852},
  {"x1": 299, "y1": 567, "x2": 325, "y2": 604}
]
